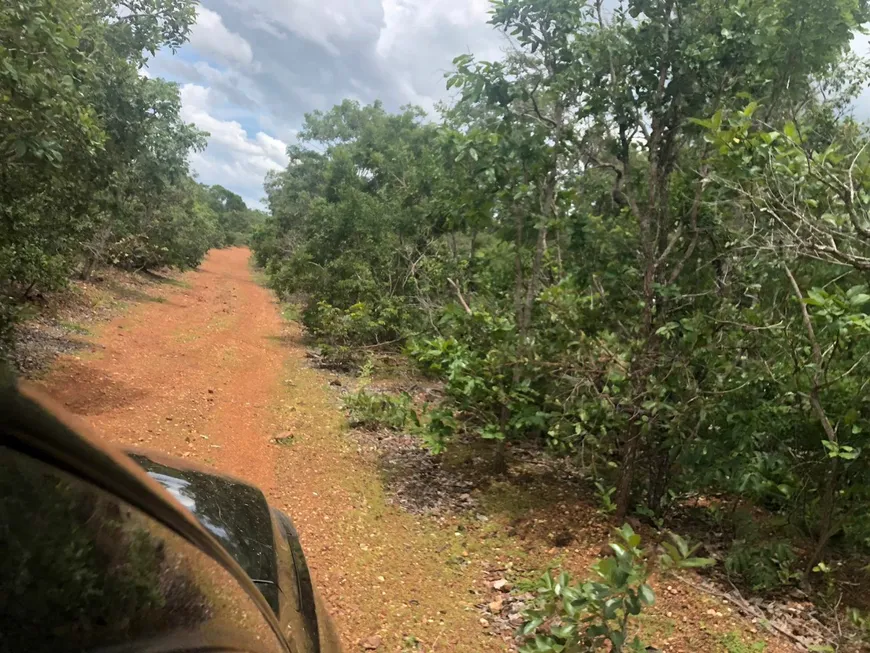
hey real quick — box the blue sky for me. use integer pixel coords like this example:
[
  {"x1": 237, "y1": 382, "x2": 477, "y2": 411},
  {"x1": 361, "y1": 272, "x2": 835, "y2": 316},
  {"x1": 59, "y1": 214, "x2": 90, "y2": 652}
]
[{"x1": 147, "y1": 2, "x2": 870, "y2": 210}]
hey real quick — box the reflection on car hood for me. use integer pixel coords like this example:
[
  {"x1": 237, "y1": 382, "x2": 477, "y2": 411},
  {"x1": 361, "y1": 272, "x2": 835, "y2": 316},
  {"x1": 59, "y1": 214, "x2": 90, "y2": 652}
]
[{"x1": 127, "y1": 452, "x2": 279, "y2": 611}]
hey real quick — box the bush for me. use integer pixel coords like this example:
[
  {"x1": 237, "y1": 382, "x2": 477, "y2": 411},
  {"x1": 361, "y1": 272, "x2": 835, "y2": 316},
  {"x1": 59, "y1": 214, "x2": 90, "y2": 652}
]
[
  {"x1": 0, "y1": 295, "x2": 19, "y2": 352},
  {"x1": 725, "y1": 540, "x2": 800, "y2": 593},
  {"x1": 343, "y1": 389, "x2": 419, "y2": 431},
  {"x1": 520, "y1": 527, "x2": 714, "y2": 653}
]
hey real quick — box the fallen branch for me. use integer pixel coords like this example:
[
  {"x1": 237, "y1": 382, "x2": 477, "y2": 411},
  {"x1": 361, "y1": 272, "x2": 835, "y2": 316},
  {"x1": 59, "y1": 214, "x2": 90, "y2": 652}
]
[{"x1": 447, "y1": 278, "x2": 473, "y2": 315}]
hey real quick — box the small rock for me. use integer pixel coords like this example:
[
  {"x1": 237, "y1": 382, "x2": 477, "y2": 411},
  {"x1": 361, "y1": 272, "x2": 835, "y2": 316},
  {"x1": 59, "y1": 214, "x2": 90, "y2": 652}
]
[
  {"x1": 508, "y1": 613, "x2": 524, "y2": 625},
  {"x1": 207, "y1": 389, "x2": 214, "y2": 394},
  {"x1": 361, "y1": 635, "x2": 382, "y2": 650},
  {"x1": 492, "y1": 579, "x2": 512, "y2": 592},
  {"x1": 488, "y1": 599, "x2": 504, "y2": 613},
  {"x1": 479, "y1": 618, "x2": 489, "y2": 628}
]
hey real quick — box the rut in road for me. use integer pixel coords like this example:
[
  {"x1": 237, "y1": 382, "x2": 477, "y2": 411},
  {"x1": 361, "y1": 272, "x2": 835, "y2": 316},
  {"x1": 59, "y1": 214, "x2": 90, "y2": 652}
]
[{"x1": 38, "y1": 247, "x2": 504, "y2": 653}]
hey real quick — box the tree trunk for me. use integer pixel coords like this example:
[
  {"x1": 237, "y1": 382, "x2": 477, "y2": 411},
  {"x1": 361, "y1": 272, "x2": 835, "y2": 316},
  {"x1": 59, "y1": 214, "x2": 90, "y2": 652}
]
[
  {"x1": 805, "y1": 455, "x2": 839, "y2": 576},
  {"x1": 521, "y1": 225, "x2": 548, "y2": 336},
  {"x1": 80, "y1": 254, "x2": 97, "y2": 281},
  {"x1": 645, "y1": 441, "x2": 672, "y2": 514},
  {"x1": 785, "y1": 266, "x2": 841, "y2": 577},
  {"x1": 21, "y1": 280, "x2": 37, "y2": 301},
  {"x1": 615, "y1": 423, "x2": 640, "y2": 521},
  {"x1": 493, "y1": 439, "x2": 508, "y2": 475}
]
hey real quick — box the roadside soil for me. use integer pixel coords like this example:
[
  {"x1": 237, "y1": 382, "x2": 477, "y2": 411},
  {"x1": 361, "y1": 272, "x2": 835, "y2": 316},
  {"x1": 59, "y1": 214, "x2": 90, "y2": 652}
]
[{"x1": 33, "y1": 248, "x2": 801, "y2": 653}]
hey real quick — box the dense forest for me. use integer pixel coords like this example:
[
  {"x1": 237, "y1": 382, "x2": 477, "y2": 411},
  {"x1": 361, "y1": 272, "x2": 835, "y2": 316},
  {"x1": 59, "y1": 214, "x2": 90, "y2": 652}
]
[
  {"x1": 0, "y1": 0, "x2": 261, "y2": 345},
  {"x1": 252, "y1": 0, "x2": 870, "y2": 639}
]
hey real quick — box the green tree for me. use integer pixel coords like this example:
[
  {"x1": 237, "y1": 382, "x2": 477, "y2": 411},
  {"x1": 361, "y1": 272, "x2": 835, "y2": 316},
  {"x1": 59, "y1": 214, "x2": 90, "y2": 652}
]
[{"x1": 1, "y1": 0, "x2": 210, "y2": 343}]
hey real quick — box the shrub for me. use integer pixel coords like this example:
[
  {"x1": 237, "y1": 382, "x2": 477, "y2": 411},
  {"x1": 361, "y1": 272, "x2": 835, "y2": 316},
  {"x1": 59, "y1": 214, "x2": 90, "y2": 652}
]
[
  {"x1": 343, "y1": 390, "x2": 419, "y2": 431},
  {"x1": 520, "y1": 527, "x2": 714, "y2": 653},
  {"x1": 725, "y1": 540, "x2": 800, "y2": 593},
  {"x1": 0, "y1": 295, "x2": 19, "y2": 352}
]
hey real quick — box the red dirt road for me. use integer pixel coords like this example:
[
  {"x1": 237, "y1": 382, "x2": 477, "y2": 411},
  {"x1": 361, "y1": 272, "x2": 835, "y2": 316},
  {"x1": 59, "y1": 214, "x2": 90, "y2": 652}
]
[
  {"x1": 38, "y1": 248, "x2": 506, "y2": 653},
  {"x1": 40, "y1": 248, "x2": 285, "y2": 490}
]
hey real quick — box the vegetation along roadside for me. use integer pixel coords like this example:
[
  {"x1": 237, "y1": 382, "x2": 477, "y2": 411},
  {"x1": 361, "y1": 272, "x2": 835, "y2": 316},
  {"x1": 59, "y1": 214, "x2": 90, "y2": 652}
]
[{"x1": 253, "y1": 0, "x2": 870, "y2": 650}]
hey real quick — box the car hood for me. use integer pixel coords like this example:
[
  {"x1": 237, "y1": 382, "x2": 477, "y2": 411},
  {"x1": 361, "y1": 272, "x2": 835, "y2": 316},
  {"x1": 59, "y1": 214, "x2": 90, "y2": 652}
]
[{"x1": 126, "y1": 451, "x2": 280, "y2": 611}]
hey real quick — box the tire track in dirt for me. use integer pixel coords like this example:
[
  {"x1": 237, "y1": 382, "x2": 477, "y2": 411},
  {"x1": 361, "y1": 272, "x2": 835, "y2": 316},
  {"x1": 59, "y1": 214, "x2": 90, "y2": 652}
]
[{"x1": 37, "y1": 247, "x2": 505, "y2": 653}]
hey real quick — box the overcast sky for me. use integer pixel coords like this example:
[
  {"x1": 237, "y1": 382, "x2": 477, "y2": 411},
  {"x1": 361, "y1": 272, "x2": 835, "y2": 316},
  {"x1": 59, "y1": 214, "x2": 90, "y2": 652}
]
[
  {"x1": 147, "y1": 2, "x2": 870, "y2": 210},
  {"x1": 146, "y1": 0, "x2": 507, "y2": 208}
]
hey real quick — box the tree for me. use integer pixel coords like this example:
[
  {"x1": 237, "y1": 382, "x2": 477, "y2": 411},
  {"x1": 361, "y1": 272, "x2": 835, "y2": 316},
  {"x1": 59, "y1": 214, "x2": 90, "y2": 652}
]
[
  {"x1": 1, "y1": 0, "x2": 211, "y2": 342},
  {"x1": 206, "y1": 185, "x2": 259, "y2": 246}
]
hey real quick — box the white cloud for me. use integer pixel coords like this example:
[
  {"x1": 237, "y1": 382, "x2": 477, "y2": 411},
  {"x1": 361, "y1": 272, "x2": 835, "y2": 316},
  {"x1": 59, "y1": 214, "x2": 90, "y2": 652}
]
[
  {"x1": 372, "y1": 0, "x2": 505, "y2": 115},
  {"x1": 189, "y1": 7, "x2": 256, "y2": 69},
  {"x1": 179, "y1": 83, "x2": 288, "y2": 205},
  {"x1": 848, "y1": 32, "x2": 870, "y2": 120},
  {"x1": 376, "y1": 0, "x2": 493, "y2": 59},
  {"x1": 228, "y1": 0, "x2": 384, "y2": 55}
]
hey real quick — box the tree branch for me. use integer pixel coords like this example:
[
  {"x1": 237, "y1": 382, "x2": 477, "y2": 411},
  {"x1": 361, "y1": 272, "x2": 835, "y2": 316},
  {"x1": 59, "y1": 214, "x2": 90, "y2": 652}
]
[{"x1": 447, "y1": 278, "x2": 473, "y2": 315}]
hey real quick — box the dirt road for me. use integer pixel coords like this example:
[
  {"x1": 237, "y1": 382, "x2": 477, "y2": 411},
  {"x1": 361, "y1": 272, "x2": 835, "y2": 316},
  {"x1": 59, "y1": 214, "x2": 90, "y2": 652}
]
[{"x1": 38, "y1": 248, "x2": 504, "y2": 653}]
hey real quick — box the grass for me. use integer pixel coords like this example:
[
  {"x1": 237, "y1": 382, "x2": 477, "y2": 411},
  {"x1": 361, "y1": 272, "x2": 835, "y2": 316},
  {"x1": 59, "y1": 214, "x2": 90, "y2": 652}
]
[
  {"x1": 638, "y1": 613, "x2": 677, "y2": 640},
  {"x1": 208, "y1": 314, "x2": 233, "y2": 331},
  {"x1": 719, "y1": 631, "x2": 766, "y2": 653},
  {"x1": 174, "y1": 330, "x2": 201, "y2": 344},
  {"x1": 59, "y1": 320, "x2": 91, "y2": 335},
  {"x1": 249, "y1": 264, "x2": 270, "y2": 288},
  {"x1": 281, "y1": 302, "x2": 303, "y2": 323},
  {"x1": 479, "y1": 478, "x2": 558, "y2": 520},
  {"x1": 220, "y1": 346, "x2": 238, "y2": 363}
]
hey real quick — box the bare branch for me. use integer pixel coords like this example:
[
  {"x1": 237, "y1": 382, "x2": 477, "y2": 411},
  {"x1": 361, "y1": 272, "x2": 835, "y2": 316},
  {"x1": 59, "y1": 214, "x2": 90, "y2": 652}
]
[{"x1": 447, "y1": 278, "x2": 473, "y2": 315}]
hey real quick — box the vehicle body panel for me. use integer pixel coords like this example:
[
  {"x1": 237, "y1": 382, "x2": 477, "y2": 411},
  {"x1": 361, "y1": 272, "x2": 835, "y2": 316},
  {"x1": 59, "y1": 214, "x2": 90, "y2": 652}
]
[
  {"x1": 0, "y1": 375, "x2": 343, "y2": 653},
  {"x1": 128, "y1": 452, "x2": 282, "y2": 613}
]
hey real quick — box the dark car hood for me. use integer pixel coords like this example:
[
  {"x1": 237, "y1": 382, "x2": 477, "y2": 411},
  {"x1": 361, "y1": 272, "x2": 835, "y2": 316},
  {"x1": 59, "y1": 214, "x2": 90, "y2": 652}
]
[{"x1": 127, "y1": 452, "x2": 280, "y2": 612}]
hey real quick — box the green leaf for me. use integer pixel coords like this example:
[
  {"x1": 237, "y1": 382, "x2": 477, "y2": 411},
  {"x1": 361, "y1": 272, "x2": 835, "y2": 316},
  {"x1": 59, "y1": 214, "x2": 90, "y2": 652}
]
[
  {"x1": 522, "y1": 618, "x2": 544, "y2": 635},
  {"x1": 610, "y1": 629, "x2": 626, "y2": 649},
  {"x1": 679, "y1": 557, "x2": 717, "y2": 568},
  {"x1": 639, "y1": 583, "x2": 655, "y2": 605},
  {"x1": 689, "y1": 117, "x2": 714, "y2": 130},
  {"x1": 661, "y1": 541, "x2": 681, "y2": 562}
]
